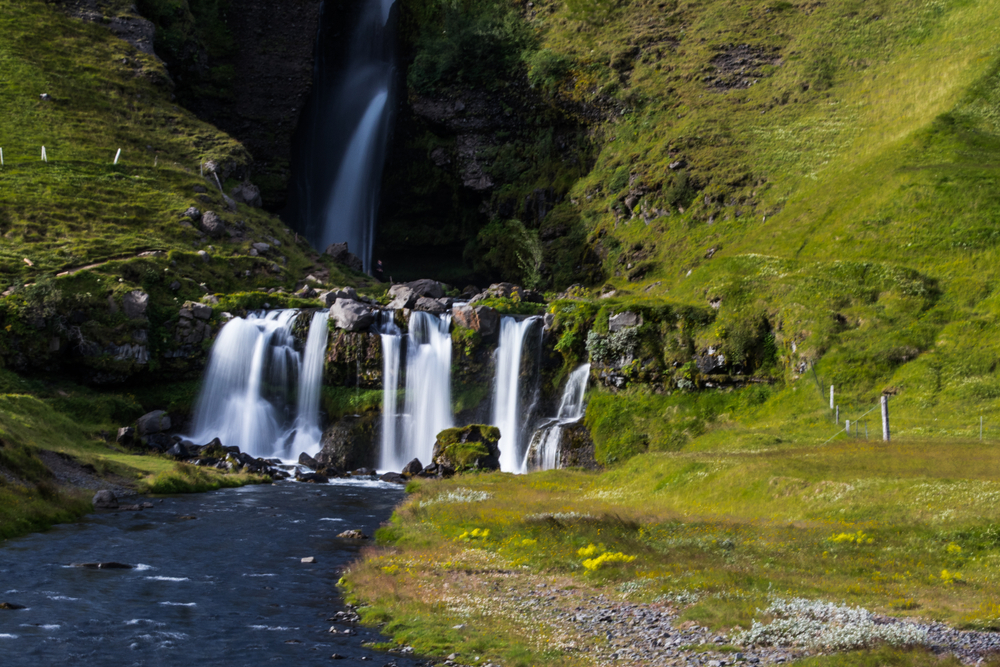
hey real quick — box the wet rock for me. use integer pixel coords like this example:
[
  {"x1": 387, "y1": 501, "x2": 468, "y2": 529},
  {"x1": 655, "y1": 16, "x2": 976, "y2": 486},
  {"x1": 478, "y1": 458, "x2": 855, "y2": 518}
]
[
  {"x1": 296, "y1": 471, "x2": 329, "y2": 484},
  {"x1": 609, "y1": 311, "x2": 643, "y2": 332},
  {"x1": 298, "y1": 452, "x2": 318, "y2": 469},
  {"x1": 73, "y1": 562, "x2": 133, "y2": 569},
  {"x1": 166, "y1": 443, "x2": 191, "y2": 459},
  {"x1": 336, "y1": 529, "x2": 368, "y2": 539},
  {"x1": 380, "y1": 472, "x2": 406, "y2": 484},
  {"x1": 301, "y1": 556, "x2": 317, "y2": 564},
  {"x1": 387, "y1": 284, "x2": 418, "y2": 309},
  {"x1": 315, "y1": 415, "x2": 377, "y2": 472},
  {"x1": 415, "y1": 296, "x2": 447, "y2": 314},
  {"x1": 93, "y1": 490, "x2": 118, "y2": 509},
  {"x1": 200, "y1": 211, "x2": 226, "y2": 238},
  {"x1": 402, "y1": 279, "x2": 444, "y2": 299},
  {"x1": 116, "y1": 426, "x2": 135, "y2": 448},
  {"x1": 452, "y1": 305, "x2": 499, "y2": 339},
  {"x1": 401, "y1": 458, "x2": 423, "y2": 476},
  {"x1": 145, "y1": 433, "x2": 173, "y2": 452},
  {"x1": 329, "y1": 299, "x2": 375, "y2": 332},
  {"x1": 0, "y1": 602, "x2": 26, "y2": 610},
  {"x1": 122, "y1": 290, "x2": 149, "y2": 320},
  {"x1": 324, "y1": 242, "x2": 363, "y2": 272},
  {"x1": 135, "y1": 410, "x2": 170, "y2": 436},
  {"x1": 432, "y1": 424, "x2": 501, "y2": 472}
]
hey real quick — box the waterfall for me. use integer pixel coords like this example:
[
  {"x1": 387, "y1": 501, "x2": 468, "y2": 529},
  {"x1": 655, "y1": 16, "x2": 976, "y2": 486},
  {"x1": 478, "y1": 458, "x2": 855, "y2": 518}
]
[
  {"x1": 381, "y1": 311, "x2": 453, "y2": 471},
  {"x1": 286, "y1": 310, "x2": 329, "y2": 458},
  {"x1": 188, "y1": 310, "x2": 329, "y2": 459},
  {"x1": 287, "y1": 0, "x2": 397, "y2": 271},
  {"x1": 376, "y1": 311, "x2": 402, "y2": 470},
  {"x1": 523, "y1": 364, "x2": 591, "y2": 472},
  {"x1": 492, "y1": 317, "x2": 542, "y2": 473}
]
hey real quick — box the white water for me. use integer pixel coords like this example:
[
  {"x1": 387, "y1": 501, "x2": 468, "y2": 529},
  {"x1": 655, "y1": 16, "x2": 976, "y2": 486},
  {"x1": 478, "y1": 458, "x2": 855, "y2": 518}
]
[
  {"x1": 376, "y1": 311, "x2": 402, "y2": 469},
  {"x1": 523, "y1": 364, "x2": 590, "y2": 472},
  {"x1": 384, "y1": 311, "x2": 453, "y2": 471},
  {"x1": 492, "y1": 317, "x2": 542, "y2": 473},
  {"x1": 188, "y1": 310, "x2": 328, "y2": 459}
]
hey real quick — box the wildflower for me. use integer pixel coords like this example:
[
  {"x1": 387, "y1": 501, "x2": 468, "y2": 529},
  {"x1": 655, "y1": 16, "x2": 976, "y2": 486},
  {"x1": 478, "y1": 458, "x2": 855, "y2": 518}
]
[
  {"x1": 946, "y1": 542, "x2": 962, "y2": 555},
  {"x1": 578, "y1": 543, "x2": 605, "y2": 558},
  {"x1": 941, "y1": 569, "x2": 963, "y2": 585},
  {"x1": 521, "y1": 538, "x2": 538, "y2": 546},
  {"x1": 828, "y1": 531, "x2": 873, "y2": 545},
  {"x1": 583, "y1": 551, "x2": 636, "y2": 571}
]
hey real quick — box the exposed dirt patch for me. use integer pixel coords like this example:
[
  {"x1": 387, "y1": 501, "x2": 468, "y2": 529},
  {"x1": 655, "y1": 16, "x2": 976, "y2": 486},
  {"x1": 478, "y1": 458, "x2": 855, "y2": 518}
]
[
  {"x1": 706, "y1": 44, "x2": 782, "y2": 91},
  {"x1": 36, "y1": 450, "x2": 137, "y2": 498}
]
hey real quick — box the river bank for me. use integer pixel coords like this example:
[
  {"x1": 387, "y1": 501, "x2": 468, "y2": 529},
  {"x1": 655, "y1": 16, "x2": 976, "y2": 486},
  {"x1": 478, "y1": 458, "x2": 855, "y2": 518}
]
[{"x1": 344, "y1": 441, "x2": 1000, "y2": 667}]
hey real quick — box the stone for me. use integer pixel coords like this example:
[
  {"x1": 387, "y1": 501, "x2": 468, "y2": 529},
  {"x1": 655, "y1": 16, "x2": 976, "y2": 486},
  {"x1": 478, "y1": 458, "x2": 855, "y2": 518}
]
[
  {"x1": 324, "y1": 242, "x2": 363, "y2": 272},
  {"x1": 329, "y1": 298, "x2": 375, "y2": 332},
  {"x1": 401, "y1": 279, "x2": 444, "y2": 299},
  {"x1": 319, "y1": 287, "x2": 359, "y2": 307},
  {"x1": 401, "y1": 458, "x2": 423, "y2": 476},
  {"x1": 432, "y1": 424, "x2": 501, "y2": 472},
  {"x1": 116, "y1": 426, "x2": 135, "y2": 447},
  {"x1": 181, "y1": 301, "x2": 212, "y2": 320},
  {"x1": 486, "y1": 282, "x2": 518, "y2": 299},
  {"x1": 336, "y1": 529, "x2": 368, "y2": 539},
  {"x1": 145, "y1": 433, "x2": 172, "y2": 452},
  {"x1": 298, "y1": 452, "x2": 318, "y2": 469},
  {"x1": 452, "y1": 305, "x2": 499, "y2": 339},
  {"x1": 295, "y1": 471, "x2": 329, "y2": 484},
  {"x1": 197, "y1": 250, "x2": 210, "y2": 263},
  {"x1": 199, "y1": 211, "x2": 226, "y2": 238},
  {"x1": 379, "y1": 472, "x2": 406, "y2": 485},
  {"x1": 609, "y1": 311, "x2": 643, "y2": 332},
  {"x1": 415, "y1": 296, "x2": 446, "y2": 314},
  {"x1": 295, "y1": 285, "x2": 316, "y2": 299},
  {"x1": 301, "y1": 556, "x2": 317, "y2": 564},
  {"x1": 229, "y1": 182, "x2": 262, "y2": 208},
  {"x1": 135, "y1": 410, "x2": 170, "y2": 436},
  {"x1": 0, "y1": 602, "x2": 26, "y2": 610},
  {"x1": 169, "y1": 280, "x2": 181, "y2": 291},
  {"x1": 166, "y1": 443, "x2": 190, "y2": 459},
  {"x1": 93, "y1": 489, "x2": 119, "y2": 509},
  {"x1": 316, "y1": 415, "x2": 377, "y2": 472},
  {"x1": 122, "y1": 290, "x2": 149, "y2": 320},
  {"x1": 387, "y1": 286, "x2": 418, "y2": 310},
  {"x1": 181, "y1": 206, "x2": 201, "y2": 221}
]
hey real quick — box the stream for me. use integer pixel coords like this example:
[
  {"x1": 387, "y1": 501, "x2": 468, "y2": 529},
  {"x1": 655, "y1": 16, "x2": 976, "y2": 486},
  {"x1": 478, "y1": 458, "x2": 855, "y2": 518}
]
[{"x1": 0, "y1": 480, "x2": 424, "y2": 666}]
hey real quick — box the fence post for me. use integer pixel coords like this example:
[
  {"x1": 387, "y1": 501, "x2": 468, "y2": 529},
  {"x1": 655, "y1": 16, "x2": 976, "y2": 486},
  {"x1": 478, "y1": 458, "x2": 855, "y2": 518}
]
[
  {"x1": 881, "y1": 395, "x2": 890, "y2": 442},
  {"x1": 865, "y1": 421, "x2": 868, "y2": 440},
  {"x1": 41, "y1": 146, "x2": 47, "y2": 162},
  {"x1": 830, "y1": 385, "x2": 835, "y2": 410},
  {"x1": 846, "y1": 419, "x2": 851, "y2": 436},
  {"x1": 1, "y1": 147, "x2": 4, "y2": 166},
  {"x1": 836, "y1": 405, "x2": 839, "y2": 425},
  {"x1": 981, "y1": 416, "x2": 983, "y2": 441},
  {"x1": 114, "y1": 148, "x2": 121, "y2": 165}
]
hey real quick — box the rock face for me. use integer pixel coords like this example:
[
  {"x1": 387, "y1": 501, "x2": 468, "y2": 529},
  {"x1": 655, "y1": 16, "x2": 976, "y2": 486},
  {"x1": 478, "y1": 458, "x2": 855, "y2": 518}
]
[
  {"x1": 452, "y1": 305, "x2": 499, "y2": 339},
  {"x1": 402, "y1": 279, "x2": 445, "y2": 299},
  {"x1": 415, "y1": 297, "x2": 447, "y2": 314},
  {"x1": 122, "y1": 290, "x2": 149, "y2": 320},
  {"x1": 229, "y1": 182, "x2": 262, "y2": 207},
  {"x1": 387, "y1": 285, "x2": 418, "y2": 310},
  {"x1": 325, "y1": 242, "x2": 364, "y2": 273},
  {"x1": 135, "y1": 410, "x2": 170, "y2": 436},
  {"x1": 609, "y1": 311, "x2": 643, "y2": 332},
  {"x1": 432, "y1": 424, "x2": 501, "y2": 472},
  {"x1": 92, "y1": 490, "x2": 118, "y2": 509},
  {"x1": 316, "y1": 416, "x2": 377, "y2": 473},
  {"x1": 559, "y1": 422, "x2": 600, "y2": 470},
  {"x1": 329, "y1": 299, "x2": 375, "y2": 332}
]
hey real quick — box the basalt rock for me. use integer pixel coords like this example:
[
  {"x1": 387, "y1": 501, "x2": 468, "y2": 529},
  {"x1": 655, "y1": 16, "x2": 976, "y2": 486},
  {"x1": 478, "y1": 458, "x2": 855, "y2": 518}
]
[
  {"x1": 298, "y1": 452, "x2": 318, "y2": 469},
  {"x1": 325, "y1": 242, "x2": 364, "y2": 273},
  {"x1": 329, "y1": 299, "x2": 375, "y2": 332},
  {"x1": 401, "y1": 458, "x2": 423, "y2": 476},
  {"x1": 316, "y1": 415, "x2": 377, "y2": 472},
  {"x1": 135, "y1": 410, "x2": 170, "y2": 436},
  {"x1": 93, "y1": 490, "x2": 119, "y2": 509},
  {"x1": 336, "y1": 529, "x2": 367, "y2": 539},
  {"x1": 432, "y1": 424, "x2": 501, "y2": 472},
  {"x1": 200, "y1": 211, "x2": 227, "y2": 238},
  {"x1": 452, "y1": 305, "x2": 499, "y2": 339}
]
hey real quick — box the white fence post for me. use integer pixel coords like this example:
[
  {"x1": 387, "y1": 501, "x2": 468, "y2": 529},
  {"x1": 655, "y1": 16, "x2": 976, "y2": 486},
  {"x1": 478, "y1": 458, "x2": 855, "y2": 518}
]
[
  {"x1": 41, "y1": 146, "x2": 47, "y2": 162},
  {"x1": 114, "y1": 148, "x2": 121, "y2": 165},
  {"x1": 1, "y1": 147, "x2": 4, "y2": 166},
  {"x1": 830, "y1": 385, "x2": 835, "y2": 410},
  {"x1": 881, "y1": 395, "x2": 890, "y2": 442}
]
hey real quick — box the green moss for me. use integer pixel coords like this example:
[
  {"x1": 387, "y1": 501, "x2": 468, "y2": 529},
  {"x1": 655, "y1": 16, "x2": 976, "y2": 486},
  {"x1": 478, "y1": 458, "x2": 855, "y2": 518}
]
[{"x1": 433, "y1": 424, "x2": 500, "y2": 471}]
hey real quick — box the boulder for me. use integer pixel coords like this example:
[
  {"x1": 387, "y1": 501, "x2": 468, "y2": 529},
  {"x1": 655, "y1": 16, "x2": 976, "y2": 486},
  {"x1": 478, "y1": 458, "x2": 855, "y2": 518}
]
[
  {"x1": 609, "y1": 311, "x2": 643, "y2": 332},
  {"x1": 401, "y1": 458, "x2": 423, "y2": 476},
  {"x1": 316, "y1": 416, "x2": 377, "y2": 472},
  {"x1": 116, "y1": 426, "x2": 135, "y2": 448},
  {"x1": 415, "y1": 297, "x2": 447, "y2": 314},
  {"x1": 387, "y1": 286, "x2": 418, "y2": 310},
  {"x1": 329, "y1": 299, "x2": 375, "y2": 332},
  {"x1": 200, "y1": 211, "x2": 226, "y2": 238},
  {"x1": 135, "y1": 410, "x2": 170, "y2": 436},
  {"x1": 166, "y1": 443, "x2": 191, "y2": 459},
  {"x1": 324, "y1": 242, "x2": 364, "y2": 272},
  {"x1": 486, "y1": 282, "x2": 518, "y2": 299},
  {"x1": 93, "y1": 490, "x2": 119, "y2": 509},
  {"x1": 336, "y1": 529, "x2": 368, "y2": 539},
  {"x1": 298, "y1": 452, "x2": 318, "y2": 469},
  {"x1": 200, "y1": 438, "x2": 225, "y2": 459},
  {"x1": 0, "y1": 602, "x2": 26, "y2": 610},
  {"x1": 380, "y1": 472, "x2": 406, "y2": 485},
  {"x1": 181, "y1": 206, "x2": 201, "y2": 221},
  {"x1": 122, "y1": 290, "x2": 149, "y2": 320},
  {"x1": 145, "y1": 433, "x2": 172, "y2": 452},
  {"x1": 460, "y1": 285, "x2": 479, "y2": 299},
  {"x1": 295, "y1": 285, "x2": 316, "y2": 299},
  {"x1": 432, "y1": 424, "x2": 501, "y2": 472},
  {"x1": 420, "y1": 462, "x2": 455, "y2": 479},
  {"x1": 229, "y1": 182, "x2": 262, "y2": 208},
  {"x1": 402, "y1": 279, "x2": 444, "y2": 299},
  {"x1": 452, "y1": 305, "x2": 499, "y2": 339},
  {"x1": 251, "y1": 242, "x2": 271, "y2": 254},
  {"x1": 295, "y1": 471, "x2": 329, "y2": 484}
]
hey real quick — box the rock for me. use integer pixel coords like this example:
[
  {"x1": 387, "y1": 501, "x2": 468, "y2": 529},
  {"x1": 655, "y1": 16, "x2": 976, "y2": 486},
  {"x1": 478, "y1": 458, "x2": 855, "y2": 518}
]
[
  {"x1": 609, "y1": 311, "x2": 643, "y2": 332},
  {"x1": 330, "y1": 654, "x2": 345, "y2": 660},
  {"x1": 93, "y1": 490, "x2": 119, "y2": 509},
  {"x1": 230, "y1": 182, "x2": 262, "y2": 208},
  {"x1": 452, "y1": 305, "x2": 499, "y2": 339},
  {"x1": 145, "y1": 433, "x2": 172, "y2": 452},
  {"x1": 135, "y1": 410, "x2": 170, "y2": 436},
  {"x1": 301, "y1": 556, "x2": 317, "y2": 564},
  {"x1": 401, "y1": 279, "x2": 444, "y2": 299},
  {"x1": 200, "y1": 211, "x2": 226, "y2": 238},
  {"x1": 295, "y1": 285, "x2": 316, "y2": 299},
  {"x1": 166, "y1": 443, "x2": 190, "y2": 459},
  {"x1": 181, "y1": 206, "x2": 201, "y2": 221},
  {"x1": 432, "y1": 424, "x2": 501, "y2": 472},
  {"x1": 73, "y1": 562, "x2": 133, "y2": 569},
  {"x1": 415, "y1": 296, "x2": 446, "y2": 314},
  {"x1": 460, "y1": 285, "x2": 479, "y2": 299},
  {"x1": 351, "y1": 467, "x2": 375, "y2": 476},
  {"x1": 316, "y1": 416, "x2": 377, "y2": 472},
  {"x1": 179, "y1": 515, "x2": 197, "y2": 520},
  {"x1": 116, "y1": 426, "x2": 135, "y2": 448},
  {"x1": 329, "y1": 298, "x2": 375, "y2": 332},
  {"x1": 122, "y1": 290, "x2": 149, "y2": 320},
  {"x1": 0, "y1": 602, "x2": 26, "y2": 610},
  {"x1": 193, "y1": 185, "x2": 208, "y2": 193},
  {"x1": 252, "y1": 242, "x2": 271, "y2": 254},
  {"x1": 401, "y1": 458, "x2": 423, "y2": 476},
  {"x1": 197, "y1": 250, "x2": 210, "y2": 262},
  {"x1": 295, "y1": 471, "x2": 329, "y2": 484},
  {"x1": 324, "y1": 242, "x2": 363, "y2": 272},
  {"x1": 40, "y1": 92, "x2": 53, "y2": 102},
  {"x1": 387, "y1": 285, "x2": 418, "y2": 310},
  {"x1": 169, "y1": 281, "x2": 181, "y2": 291},
  {"x1": 336, "y1": 529, "x2": 368, "y2": 539},
  {"x1": 486, "y1": 282, "x2": 517, "y2": 299},
  {"x1": 298, "y1": 452, "x2": 318, "y2": 469},
  {"x1": 379, "y1": 472, "x2": 406, "y2": 485}
]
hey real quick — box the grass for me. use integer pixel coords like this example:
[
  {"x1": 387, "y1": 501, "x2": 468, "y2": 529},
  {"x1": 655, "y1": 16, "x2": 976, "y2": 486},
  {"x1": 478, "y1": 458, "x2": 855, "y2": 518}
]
[{"x1": 345, "y1": 439, "x2": 1000, "y2": 664}]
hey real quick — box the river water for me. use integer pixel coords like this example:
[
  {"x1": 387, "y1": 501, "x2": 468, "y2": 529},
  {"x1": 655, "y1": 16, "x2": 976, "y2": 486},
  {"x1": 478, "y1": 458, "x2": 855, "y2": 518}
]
[{"x1": 0, "y1": 481, "x2": 424, "y2": 666}]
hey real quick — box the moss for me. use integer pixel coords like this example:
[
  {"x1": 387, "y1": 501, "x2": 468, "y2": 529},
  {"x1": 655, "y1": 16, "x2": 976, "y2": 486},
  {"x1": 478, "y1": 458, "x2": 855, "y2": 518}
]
[{"x1": 433, "y1": 424, "x2": 500, "y2": 471}]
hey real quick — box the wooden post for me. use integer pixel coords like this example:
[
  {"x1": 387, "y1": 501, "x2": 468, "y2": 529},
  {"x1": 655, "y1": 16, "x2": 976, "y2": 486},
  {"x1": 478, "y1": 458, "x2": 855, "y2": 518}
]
[
  {"x1": 881, "y1": 395, "x2": 890, "y2": 442},
  {"x1": 846, "y1": 419, "x2": 850, "y2": 435},
  {"x1": 836, "y1": 405, "x2": 839, "y2": 425},
  {"x1": 830, "y1": 385, "x2": 835, "y2": 410}
]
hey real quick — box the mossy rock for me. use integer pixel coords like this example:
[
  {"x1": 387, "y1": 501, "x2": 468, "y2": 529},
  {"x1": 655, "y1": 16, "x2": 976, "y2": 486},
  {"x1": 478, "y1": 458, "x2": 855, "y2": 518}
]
[{"x1": 432, "y1": 425, "x2": 501, "y2": 472}]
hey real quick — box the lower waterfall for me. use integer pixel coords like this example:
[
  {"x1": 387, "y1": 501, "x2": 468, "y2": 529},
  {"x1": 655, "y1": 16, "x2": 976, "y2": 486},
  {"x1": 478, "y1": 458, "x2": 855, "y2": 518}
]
[
  {"x1": 188, "y1": 310, "x2": 328, "y2": 459},
  {"x1": 376, "y1": 311, "x2": 403, "y2": 470},
  {"x1": 524, "y1": 364, "x2": 591, "y2": 472},
  {"x1": 492, "y1": 316, "x2": 542, "y2": 473}
]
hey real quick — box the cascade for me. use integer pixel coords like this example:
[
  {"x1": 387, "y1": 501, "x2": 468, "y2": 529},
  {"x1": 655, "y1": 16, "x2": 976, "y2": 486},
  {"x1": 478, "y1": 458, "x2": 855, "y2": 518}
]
[
  {"x1": 188, "y1": 310, "x2": 327, "y2": 459},
  {"x1": 523, "y1": 364, "x2": 591, "y2": 472},
  {"x1": 375, "y1": 310, "x2": 402, "y2": 470},
  {"x1": 288, "y1": 0, "x2": 397, "y2": 271},
  {"x1": 492, "y1": 316, "x2": 543, "y2": 473}
]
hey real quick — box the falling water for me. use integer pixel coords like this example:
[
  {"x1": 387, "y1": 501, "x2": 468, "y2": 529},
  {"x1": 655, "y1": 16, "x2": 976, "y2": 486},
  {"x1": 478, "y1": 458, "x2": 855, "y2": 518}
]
[
  {"x1": 288, "y1": 0, "x2": 397, "y2": 271},
  {"x1": 385, "y1": 311, "x2": 453, "y2": 471},
  {"x1": 523, "y1": 364, "x2": 591, "y2": 472},
  {"x1": 376, "y1": 310, "x2": 402, "y2": 470},
  {"x1": 286, "y1": 310, "x2": 330, "y2": 458},
  {"x1": 492, "y1": 316, "x2": 542, "y2": 473}
]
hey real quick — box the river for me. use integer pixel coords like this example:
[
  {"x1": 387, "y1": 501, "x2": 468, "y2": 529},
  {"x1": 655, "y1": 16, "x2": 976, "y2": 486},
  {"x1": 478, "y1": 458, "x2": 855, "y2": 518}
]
[{"x1": 0, "y1": 480, "x2": 424, "y2": 666}]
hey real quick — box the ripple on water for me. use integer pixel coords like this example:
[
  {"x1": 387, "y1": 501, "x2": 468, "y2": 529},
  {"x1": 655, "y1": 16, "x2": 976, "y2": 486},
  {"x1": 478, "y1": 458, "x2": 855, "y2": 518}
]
[
  {"x1": 243, "y1": 573, "x2": 277, "y2": 577},
  {"x1": 249, "y1": 626, "x2": 298, "y2": 631},
  {"x1": 0, "y1": 634, "x2": 19, "y2": 639},
  {"x1": 125, "y1": 619, "x2": 163, "y2": 627},
  {"x1": 144, "y1": 577, "x2": 190, "y2": 582},
  {"x1": 158, "y1": 602, "x2": 196, "y2": 607},
  {"x1": 319, "y1": 518, "x2": 344, "y2": 522},
  {"x1": 20, "y1": 625, "x2": 60, "y2": 631},
  {"x1": 46, "y1": 596, "x2": 79, "y2": 602}
]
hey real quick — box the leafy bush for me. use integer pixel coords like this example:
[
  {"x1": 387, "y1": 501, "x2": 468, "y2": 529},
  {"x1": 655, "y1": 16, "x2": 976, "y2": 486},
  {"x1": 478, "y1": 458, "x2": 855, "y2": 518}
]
[
  {"x1": 465, "y1": 220, "x2": 544, "y2": 288},
  {"x1": 525, "y1": 48, "x2": 573, "y2": 94}
]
